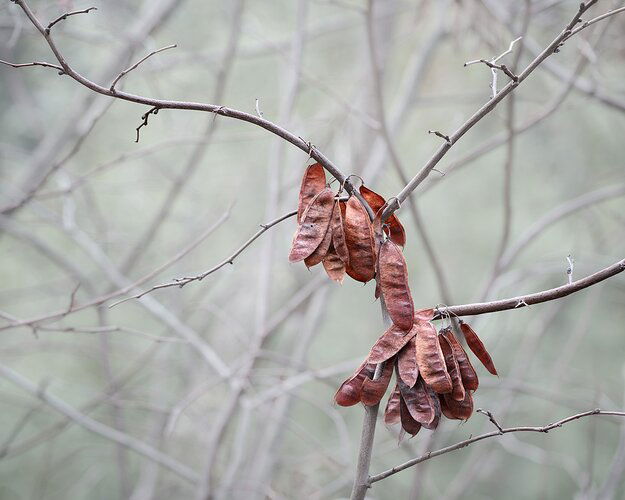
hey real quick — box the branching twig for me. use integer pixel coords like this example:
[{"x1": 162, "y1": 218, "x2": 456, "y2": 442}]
[
  {"x1": 135, "y1": 107, "x2": 160, "y2": 143},
  {"x1": 46, "y1": 6, "x2": 97, "y2": 31},
  {"x1": 110, "y1": 44, "x2": 177, "y2": 92},
  {"x1": 0, "y1": 59, "x2": 63, "y2": 72}
]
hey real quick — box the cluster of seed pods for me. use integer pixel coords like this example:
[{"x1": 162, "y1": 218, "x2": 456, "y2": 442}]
[{"x1": 289, "y1": 163, "x2": 498, "y2": 437}]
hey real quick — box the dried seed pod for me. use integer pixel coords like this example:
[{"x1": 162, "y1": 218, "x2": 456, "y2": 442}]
[
  {"x1": 331, "y1": 201, "x2": 350, "y2": 265},
  {"x1": 334, "y1": 361, "x2": 376, "y2": 407},
  {"x1": 441, "y1": 391, "x2": 474, "y2": 420},
  {"x1": 359, "y1": 185, "x2": 406, "y2": 247},
  {"x1": 415, "y1": 320, "x2": 452, "y2": 394},
  {"x1": 322, "y1": 246, "x2": 346, "y2": 283},
  {"x1": 289, "y1": 188, "x2": 335, "y2": 263},
  {"x1": 384, "y1": 385, "x2": 402, "y2": 426},
  {"x1": 304, "y1": 205, "x2": 334, "y2": 267},
  {"x1": 399, "y1": 393, "x2": 422, "y2": 436},
  {"x1": 398, "y1": 377, "x2": 435, "y2": 426},
  {"x1": 460, "y1": 321, "x2": 498, "y2": 376},
  {"x1": 361, "y1": 359, "x2": 395, "y2": 406},
  {"x1": 397, "y1": 336, "x2": 419, "y2": 387},
  {"x1": 441, "y1": 328, "x2": 479, "y2": 391},
  {"x1": 422, "y1": 385, "x2": 442, "y2": 430},
  {"x1": 297, "y1": 163, "x2": 326, "y2": 223},
  {"x1": 439, "y1": 334, "x2": 466, "y2": 402},
  {"x1": 343, "y1": 196, "x2": 376, "y2": 283},
  {"x1": 378, "y1": 240, "x2": 414, "y2": 331},
  {"x1": 368, "y1": 322, "x2": 418, "y2": 364},
  {"x1": 414, "y1": 308, "x2": 435, "y2": 322}
]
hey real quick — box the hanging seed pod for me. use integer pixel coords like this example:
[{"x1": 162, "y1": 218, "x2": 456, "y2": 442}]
[
  {"x1": 441, "y1": 391, "x2": 474, "y2": 420},
  {"x1": 322, "y1": 246, "x2": 346, "y2": 283},
  {"x1": 399, "y1": 393, "x2": 422, "y2": 436},
  {"x1": 422, "y1": 385, "x2": 442, "y2": 430},
  {"x1": 289, "y1": 187, "x2": 335, "y2": 263},
  {"x1": 359, "y1": 185, "x2": 406, "y2": 247},
  {"x1": 384, "y1": 385, "x2": 402, "y2": 426},
  {"x1": 459, "y1": 321, "x2": 498, "y2": 376},
  {"x1": 439, "y1": 334, "x2": 466, "y2": 402},
  {"x1": 368, "y1": 322, "x2": 418, "y2": 364},
  {"x1": 334, "y1": 361, "x2": 376, "y2": 407},
  {"x1": 331, "y1": 201, "x2": 350, "y2": 265},
  {"x1": 397, "y1": 336, "x2": 419, "y2": 387},
  {"x1": 361, "y1": 359, "x2": 395, "y2": 406},
  {"x1": 398, "y1": 377, "x2": 435, "y2": 426},
  {"x1": 415, "y1": 308, "x2": 435, "y2": 322},
  {"x1": 297, "y1": 163, "x2": 326, "y2": 223},
  {"x1": 378, "y1": 240, "x2": 414, "y2": 331},
  {"x1": 304, "y1": 204, "x2": 334, "y2": 267},
  {"x1": 415, "y1": 320, "x2": 452, "y2": 394},
  {"x1": 441, "y1": 328, "x2": 479, "y2": 391},
  {"x1": 343, "y1": 196, "x2": 376, "y2": 283}
]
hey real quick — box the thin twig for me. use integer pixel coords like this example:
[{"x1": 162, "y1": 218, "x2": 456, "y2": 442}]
[
  {"x1": 0, "y1": 59, "x2": 63, "y2": 72},
  {"x1": 110, "y1": 44, "x2": 177, "y2": 92},
  {"x1": 46, "y1": 7, "x2": 97, "y2": 31}
]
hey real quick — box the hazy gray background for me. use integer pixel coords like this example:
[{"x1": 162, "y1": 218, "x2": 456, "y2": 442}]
[{"x1": 1, "y1": 0, "x2": 625, "y2": 499}]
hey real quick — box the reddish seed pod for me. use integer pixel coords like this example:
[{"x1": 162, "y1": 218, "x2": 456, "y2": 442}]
[
  {"x1": 378, "y1": 240, "x2": 414, "y2": 331},
  {"x1": 343, "y1": 196, "x2": 376, "y2": 283},
  {"x1": 441, "y1": 328, "x2": 479, "y2": 391},
  {"x1": 289, "y1": 188, "x2": 335, "y2": 263},
  {"x1": 331, "y1": 201, "x2": 350, "y2": 265},
  {"x1": 361, "y1": 359, "x2": 395, "y2": 406},
  {"x1": 398, "y1": 377, "x2": 435, "y2": 426},
  {"x1": 359, "y1": 185, "x2": 406, "y2": 247},
  {"x1": 441, "y1": 391, "x2": 474, "y2": 420},
  {"x1": 439, "y1": 334, "x2": 465, "y2": 402},
  {"x1": 368, "y1": 322, "x2": 418, "y2": 364},
  {"x1": 414, "y1": 308, "x2": 435, "y2": 322},
  {"x1": 334, "y1": 361, "x2": 376, "y2": 407},
  {"x1": 415, "y1": 320, "x2": 452, "y2": 394},
  {"x1": 397, "y1": 336, "x2": 419, "y2": 387},
  {"x1": 297, "y1": 163, "x2": 326, "y2": 223},
  {"x1": 322, "y1": 246, "x2": 346, "y2": 283},
  {"x1": 384, "y1": 385, "x2": 402, "y2": 426},
  {"x1": 399, "y1": 393, "x2": 422, "y2": 436},
  {"x1": 304, "y1": 204, "x2": 334, "y2": 267},
  {"x1": 460, "y1": 321, "x2": 498, "y2": 376},
  {"x1": 422, "y1": 385, "x2": 441, "y2": 430}
]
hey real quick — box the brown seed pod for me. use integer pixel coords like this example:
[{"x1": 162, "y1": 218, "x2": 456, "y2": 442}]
[
  {"x1": 414, "y1": 308, "x2": 435, "y2": 322},
  {"x1": 439, "y1": 333, "x2": 466, "y2": 402},
  {"x1": 289, "y1": 187, "x2": 335, "y2": 263},
  {"x1": 460, "y1": 321, "x2": 498, "y2": 376},
  {"x1": 415, "y1": 320, "x2": 452, "y2": 394},
  {"x1": 361, "y1": 359, "x2": 395, "y2": 406},
  {"x1": 397, "y1": 336, "x2": 419, "y2": 387},
  {"x1": 331, "y1": 201, "x2": 350, "y2": 265},
  {"x1": 304, "y1": 204, "x2": 334, "y2": 267},
  {"x1": 441, "y1": 391, "x2": 474, "y2": 420},
  {"x1": 398, "y1": 377, "x2": 435, "y2": 426},
  {"x1": 384, "y1": 385, "x2": 402, "y2": 426},
  {"x1": 368, "y1": 322, "x2": 418, "y2": 364},
  {"x1": 422, "y1": 385, "x2": 442, "y2": 430},
  {"x1": 322, "y1": 246, "x2": 346, "y2": 283},
  {"x1": 359, "y1": 185, "x2": 406, "y2": 247},
  {"x1": 343, "y1": 196, "x2": 376, "y2": 283},
  {"x1": 297, "y1": 163, "x2": 326, "y2": 223},
  {"x1": 334, "y1": 361, "x2": 376, "y2": 407},
  {"x1": 441, "y1": 328, "x2": 479, "y2": 391},
  {"x1": 399, "y1": 393, "x2": 422, "y2": 436},
  {"x1": 378, "y1": 240, "x2": 414, "y2": 331}
]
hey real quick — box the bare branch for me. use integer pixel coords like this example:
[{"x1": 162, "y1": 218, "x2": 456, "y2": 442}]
[
  {"x1": 46, "y1": 6, "x2": 97, "y2": 31},
  {"x1": 110, "y1": 44, "x2": 177, "y2": 92},
  {"x1": 0, "y1": 58, "x2": 63, "y2": 72}
]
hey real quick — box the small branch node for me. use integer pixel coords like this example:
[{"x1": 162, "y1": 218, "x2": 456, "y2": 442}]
[
  {"x1": 428, "y1": 130, "x2": 452, "y2": 145},
  {"x1": 477, "y1": 408, "x2": 504, "y2": 434}
]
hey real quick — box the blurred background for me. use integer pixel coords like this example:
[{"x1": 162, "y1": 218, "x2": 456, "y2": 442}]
[{"x1": 1, "y1": 0, "x2": 625, "y2": 499}]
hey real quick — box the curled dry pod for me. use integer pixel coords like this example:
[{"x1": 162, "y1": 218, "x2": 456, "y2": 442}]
[
  {"x1": 460, "y1": 321, "x2": 498, "y2": 376},
  {"x1": 441, "y1": 328, "x2": 479, "y2": 391},
  {"x1": 384, "y1": 385, "x2": 401, "y2": 426},
  {"x1": 361, "y1": 359, "x2": 395, "y2": 406},
  {"x1": 368, "y1": 322, "x2": 418, "y2": 364},
  {"x1": 359, "y1": 185, "x2": 406, "y2": 247},
  {"x1": 398, "y1": 377, "x2": 435, "y2": 426},
  {"x1": 399, "y1": 393, "x2": 422, "y2": 436},
  {"x1": 439, "y1": 333, "x2": 465, "y2": 402},
  {"x1": 297, "y1": 163, "x2": 326, "y2": 223},
  {"x1": 331, "y1": 201, "x2": 349, "y2": 265},
  {"x1": 334, "y1": 361, "x2": 375, "y2": 407},
  {"x1": 289, "y1": 187, "x2": 335, "y2": 263},
  {"x1": 397, "y1": 336, "x2": 419, "y2": 387},
  {"x1": 441, "y1": 391, "x2": 474, "y2": 420},
  {"x1": 322, "y1": 246, "x2": 346, "y2": 284},
  {"x1": 304, "y1": 203, "x2": 335, "y2": 267},
  {"x1": 415, "y1": 321, "x2": 452, "y2": 394},
  {"x1": 343, "y1": 196, "x2": 376, "y2": 283},
  {"x1": 378, "y1": 240, "x2": 414, "y2": 331}
]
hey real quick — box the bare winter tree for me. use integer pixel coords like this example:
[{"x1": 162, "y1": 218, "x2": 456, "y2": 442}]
[{"x1": 1, "y1": 1, "x2": 625, "y2": 499}]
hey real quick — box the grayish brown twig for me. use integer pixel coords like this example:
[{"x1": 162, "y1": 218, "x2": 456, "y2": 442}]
[
  {"x1": 110, "y1": 44, "x2": 177, "y2": 92},
  {"x1": 46, "y1": 7, "x2": 97, "y2": 31}
]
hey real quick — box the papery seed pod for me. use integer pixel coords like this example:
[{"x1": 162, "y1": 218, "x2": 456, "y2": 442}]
[
  {"x1": 368, "y1": 322, "x2": 418, "y2": 364},
  {"x1": 441, "y1": 328, "x2": 479, "y2": 391},
  {"x1": 379, "y1": 240, "x2": 414, "y2": 331},
  {"x1": 297, "y1": 163, "x2": 326, "y2": 223},
  {"x1": 384, "y1": 385, "x2": 402, "y2": 426},
  {"x1": 439, "y1": 334, "x2": 466, "y2": 402},
  {"x1": 422, "y1": 385, "x2": 442, "y2": 430},
  {"x1": 331, "y1": 201, "x2": 350, "y2": 265},
  {"x1": 334, "y1": 361, "x2": 376, "y2": 407},
  {"x1": 289, "y1": 188, "x2": 335, "y2": 263},
  {"x1": 415, "y1": 321, "x2": 452, "y2": 394},
  {"x1": 343, "y1": 196, "x2": 376, "y2": 283},
  {"x1": 414, "y1": 308, "x2": 435, "y2": 322},
  {"x1": 398, "y1": 377, "x2": 435, "y2": 426},
  {"x1": 322, "y1": 246, "x2": 346, "y2": 283},
  {"x1": 459, "y1": 321, "x2": 498, "y2": 376},
  {"x1": 399, "y1": 393, "x2": 422, "y2": 436},
  {"x1": 361, "y1": 359, "x2": 395, "y2": 406},
  {"x1": 397, "y1": 336, "x2": 419, "y2": 387},
  {"x1": 441, "y1": 391, "x2": 474, "y2": 420},
  {"x1": 359, "y1": 185, "x2": 406, "y2": 247},
  {"x1": 304, "y1": 205, "x2": 334, "y2": 267}
]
